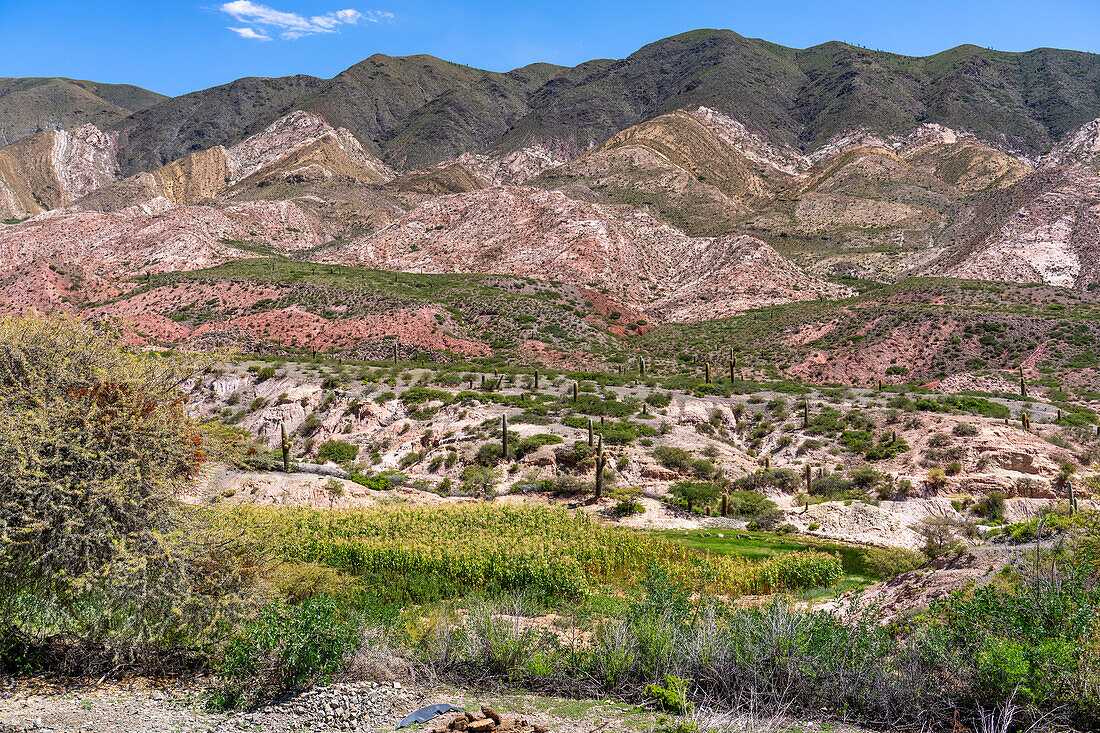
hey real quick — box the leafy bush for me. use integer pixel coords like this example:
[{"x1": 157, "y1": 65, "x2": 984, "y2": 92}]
[
  {"x1": 972, "y1": 492, "x2": 1006, "y2": 522},
  {"x1": 477, "y1": 442, "x2": 505, "y2": 465},
  {"x1": 645, "y1": 391, "x2": 672, "y2": 408},
  {"x1": 513, "y1": 433, "x2": 564, "y2": 458},
  {"x1": 863, "y1": 547, "x2": 926, "y2": 579},
  {"x1": 210, "y1": 597, "x2": 359, "y2": 709},
  {"x1": 645, "y1": 674, "x2": 691, "y2": 714},
  {"x1": 596, "y1": 420, "x2": 657, "y2": 445},
  {"x1": 400, "y1": 387, "x2": 455, "y2": 406},
  {"x1": 0, "y1": 316, "x2": 259, "y2": 668},
  {"x1": 809, "y1": 473, "x2": 852, "y2": 498},
  {"x1": 460, "y1": 465, "x2": 500, "y2": 496},
  {"x1": 316, "y1": 440, "x2": 359, "y2": 464},
  {"x1": 669, "y1": 481, "x2": 721, "y2": 512},
  {"x1": 865, "y1": 433, "x2": 910, "y2": 460},
  {"x1": 653, "y1": 446, "x2": 694, "y2": 472},
  {"x1": 726, "y1": 491, "x2": 776, "y2": 518}
]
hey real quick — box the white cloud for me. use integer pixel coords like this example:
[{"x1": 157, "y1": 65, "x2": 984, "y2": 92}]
[
  {"x1": 227, "y1": 26, "x2": 272, "y2": 40},
  {"x1": 220, "y1": 2, "x2": 389, "y2": 40}
]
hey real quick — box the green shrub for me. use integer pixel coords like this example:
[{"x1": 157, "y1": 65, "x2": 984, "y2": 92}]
[
  {"x1": 972, "y1": 492, "x2": 1006, "y2": 522},
  {"x1": 654, "y1": 446, "x2": 694, "y2": 472},
  {"x1": 210, "y1": 597, "x2": 359, "y2": 709},
  {"x1": 645, "y1": 674, "x2": 691, "y2": 714},
  {"x1": 316, "y1": 440, "x2": 358, "y2": 464},
  {"x1": 863, "y1": 547, "x2": 926, "y2": 579},
  {"x1": 512, "y1": 433, "x2": 564, "y2": 458},
  {"x1": 727, "y1": 491, "x2": 776, "y2": 518},
  {"x1": 669, "y1": 481, "x2": 720, "y2": 512},
  {"x1": 477, "y1": 442, "x2": 505, "y2": 465},
  {"x1": 645, "y1": 391, "x2": 672, "y2": 408}
]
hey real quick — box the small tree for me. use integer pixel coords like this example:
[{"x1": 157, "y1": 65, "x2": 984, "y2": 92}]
[
  {"x1": 669, "y1": 480, "x2": 721, "y2": 512},
  {"x1": 460, "y1": 465, "x2": 500, "y2": 496}
]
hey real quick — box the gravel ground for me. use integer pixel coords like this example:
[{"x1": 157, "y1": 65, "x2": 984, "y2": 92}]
[{"x1": 0, "y1": 678, "x2": 430, "y2": 733}]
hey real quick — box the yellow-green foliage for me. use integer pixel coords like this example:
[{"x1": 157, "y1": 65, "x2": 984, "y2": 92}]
[
  {"x1": 222, "y1": 504, "x2": 842, "y2": 599},
  {"x1": 0, "y1": 315, "x2": 260, "y2": 650}
]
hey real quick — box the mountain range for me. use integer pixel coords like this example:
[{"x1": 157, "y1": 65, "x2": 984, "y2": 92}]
[{"x1": 2, "y1": 29, "x2": 1100, "y2": 391}]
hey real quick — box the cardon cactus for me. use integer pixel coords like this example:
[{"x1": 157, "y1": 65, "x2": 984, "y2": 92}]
[
  {"x1": 595, "y1": 436, "x2": 606, "y2": 499},
  {"x1": 533, "y1": 369, "x2": 539, "y2": 391},
  {"x1": 502, "y1": 414, "x2": 509, "y2": 457},
  {"x1": 280, "y1": 422, "x2": 291, "y2": 472}
]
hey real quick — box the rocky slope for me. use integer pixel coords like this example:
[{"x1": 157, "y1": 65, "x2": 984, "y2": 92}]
[
  {"x1": 314, "y1": 185, "x2": 849, "y2": 320},
  {"x1": 0, "y1": 124, "x2": 119, "y2": 218},
  {"x1": 0, "y1": 77, "x2": 163, "y2": 148}
]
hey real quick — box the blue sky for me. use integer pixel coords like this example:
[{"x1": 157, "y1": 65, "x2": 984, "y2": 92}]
[{"x1": 2, "y1": 0, "x2": 1099, "y2": 97}]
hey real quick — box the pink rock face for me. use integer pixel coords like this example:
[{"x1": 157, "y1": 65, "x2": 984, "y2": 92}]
[
  {"x1": 0, "y1": 198, "x2": 322, "y2": 278},
  {"x1": 190, "y1": 305, "x2": 490, "y2": 355},
  {"x1": 317, "y1": 185, "x2": 848, "y2": 321}
]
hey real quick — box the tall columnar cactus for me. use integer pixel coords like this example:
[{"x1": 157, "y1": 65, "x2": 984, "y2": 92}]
[
  {"x1": 1022, "y1": 412, "x2": 1031, "y2": 431},
  {"x1": 763, "y1": 455, "x2": 770, "y2": 469},
  {"x1": 803, "y1": 400, "x2": 810, "y2": 429},
  {"x1": 1020, "y1": 366, "x2": 1027, "y2": 398},
  {"x1": 639, "y1": 357, "x2": 646, "y2": 377},
  {"x1": 533, "y1": 369, "x2": 539, "y2": 391},
  {"x1": 705, "y1": 362, "x2": 712, "y2": 384},
  {"x1": 1069, "y1": 478, "x2": 1077, "y2": 515},
  {"x1": 573, "y1": 382, "x2": 579, "y2": 403},
  {"x1": 393, "y1": 341, "x2": 399, "y2": 365},
  {"x1": 588, "y1": 419, "x2": 594, "y2": 447},
  {"x1": 280, "y1": 422, "x2": 291, "y2": 473},
  {"x1": 501, "y1": 414, "x2": 509, "y2": 458},
  {"x1": 720, "y1": 492, "x2": 729, "y2": 517},
  {"x1": 804, "y1": 463, "x2": 812, "y2": 495},
  {"x1": 730, "y1": 355, "x2": 736, "y2": 384},
  {"x1": 595, "y1": 436, "x2": 606, "y2": 499}
]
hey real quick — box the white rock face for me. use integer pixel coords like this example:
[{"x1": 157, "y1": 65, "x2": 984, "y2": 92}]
[
  {"x1": 225, "y1": 110, "x2": 394, "y2": 184},
  {"x1": 690, "y1": 106, "x2": 808, "y2": 174},
  {"x1": 1042, "y1": 117, "x2": 1100, "y2": 168},
  {"x1": 51, "y1": 124, "x2": 120, "y2": 201}
]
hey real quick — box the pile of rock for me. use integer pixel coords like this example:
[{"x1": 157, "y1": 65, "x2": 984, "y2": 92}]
[
  {"x1": 431, "y1": 706, "x2": 547, "y2": 733},
  {"x1": 225, "y1": 680, "x2": 416, "y2": 731}
]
